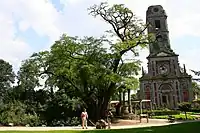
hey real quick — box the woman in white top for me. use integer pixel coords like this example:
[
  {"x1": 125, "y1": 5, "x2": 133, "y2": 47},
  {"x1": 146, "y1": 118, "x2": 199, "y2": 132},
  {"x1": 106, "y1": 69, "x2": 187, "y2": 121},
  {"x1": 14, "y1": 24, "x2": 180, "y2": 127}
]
[{"x1": 81, "y1": 108, "x2": 88, "y2": 129}]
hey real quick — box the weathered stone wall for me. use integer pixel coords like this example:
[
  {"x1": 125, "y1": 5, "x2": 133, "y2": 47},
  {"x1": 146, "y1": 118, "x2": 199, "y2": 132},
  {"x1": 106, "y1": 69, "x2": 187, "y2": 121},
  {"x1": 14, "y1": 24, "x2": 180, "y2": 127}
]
[{"x1": 139, "y1": 5, "x2": 193, "y2": 109}]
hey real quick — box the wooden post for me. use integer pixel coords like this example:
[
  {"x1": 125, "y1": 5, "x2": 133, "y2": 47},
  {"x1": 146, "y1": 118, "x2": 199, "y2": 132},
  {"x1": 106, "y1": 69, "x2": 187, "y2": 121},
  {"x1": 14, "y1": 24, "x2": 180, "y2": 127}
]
[
  {"x1": 128, "y1": 89, "x2": 132, "y2": 113},
  {"x1": 119, "y1": 92, "x2": 122, "y2": 115},
  {"x1": 150, "y1": 101, "x2": 152, "y2": 111},
  {"x1": 140, "y1": 101, "x2": 142, "y2": 123},
  {"x1": 123, "y1": 91, "x2": 126, "y2": 106},
  {"x1": 140, "y1": 101, "x2": 142, "y2": 115},
  {"x1": 122, "y1": 91, "x2": 126, "y2": 114}
]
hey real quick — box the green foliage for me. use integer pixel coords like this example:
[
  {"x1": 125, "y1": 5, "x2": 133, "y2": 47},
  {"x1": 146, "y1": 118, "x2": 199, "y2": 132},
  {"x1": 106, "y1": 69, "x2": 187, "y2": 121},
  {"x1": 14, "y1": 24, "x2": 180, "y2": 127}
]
[
  {"x1": 178, "y1": 102, "x2": 191, "y2": 112},
  {"x1": 178, "y1": 102, "x2": 192, "y2": 119},
  {"x1": 152, "y1": 114, "x2": 198, "y2": 120},
  {"x1": 143, "y1": 109, "x2": 180, "y2": 116},
  {"x1": 0, "y1": 101, "x2": 40, "y2": 126},
  {"x1": 88, "y1": 2, "x2": 148, "y2": 52},
  {"x1": 0, "y1": 59, "x2": 15, "y2": 101},
  {"x1": 42, "y1": 89, "x2": 82, "y2": 126},
  {"x1": 27, "y1": 33, "x2": 144, "y2": 120},
  {"x1": 190, "y1": 108, "x2": 200, "y2": 113},
  {"x1": 0, "y1": 2, "x2": 148, "y2": 125},
  {"x1": 192, "y1": 82, "x2": 200, "y2": 97},
  {"x1": 131, "y1": 94, "x2": 137, "y2": 101},
  {"x1": 187, "y1": 112, "x2": 200, "y2": 115}
]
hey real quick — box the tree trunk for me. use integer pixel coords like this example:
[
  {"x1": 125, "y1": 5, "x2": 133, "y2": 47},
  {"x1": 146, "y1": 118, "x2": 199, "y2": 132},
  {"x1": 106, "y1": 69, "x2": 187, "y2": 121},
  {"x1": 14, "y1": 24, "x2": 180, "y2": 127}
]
[
  {"x1": 100, "y1": 94, "x2": 110, "y2": 119},
  {"x1": 185, "y1": 111, "x2": 187, "y2": 119},
  {"x1": 123, "y1": 91, "x2": 126, "y2": 106},
  {"x1": 128, "y1": 89, "x2": 132, "y2": 113},
  {"x1": 50, "y1": 86, "x2": 54, "y2": 99}
]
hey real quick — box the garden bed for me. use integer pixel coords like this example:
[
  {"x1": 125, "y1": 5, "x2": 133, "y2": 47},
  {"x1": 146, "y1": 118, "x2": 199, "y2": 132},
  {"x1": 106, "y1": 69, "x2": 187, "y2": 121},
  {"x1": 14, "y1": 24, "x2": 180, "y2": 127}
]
[{"x1": 151, "y1": 114, "x2": 199, "y2": 120}]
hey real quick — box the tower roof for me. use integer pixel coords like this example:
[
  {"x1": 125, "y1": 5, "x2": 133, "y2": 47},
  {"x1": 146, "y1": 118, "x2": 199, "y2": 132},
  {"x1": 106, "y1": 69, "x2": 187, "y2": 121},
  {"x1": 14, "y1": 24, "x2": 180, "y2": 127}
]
[{"x1": 146, "y1": 5, "x2": 167, "y2": 17}]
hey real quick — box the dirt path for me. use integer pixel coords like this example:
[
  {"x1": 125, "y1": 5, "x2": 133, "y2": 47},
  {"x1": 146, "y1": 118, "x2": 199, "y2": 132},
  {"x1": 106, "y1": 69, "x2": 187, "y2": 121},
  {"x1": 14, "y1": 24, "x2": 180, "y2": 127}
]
[{"x1": 0, "y1": 119, "x2": 199, "y2": 131}]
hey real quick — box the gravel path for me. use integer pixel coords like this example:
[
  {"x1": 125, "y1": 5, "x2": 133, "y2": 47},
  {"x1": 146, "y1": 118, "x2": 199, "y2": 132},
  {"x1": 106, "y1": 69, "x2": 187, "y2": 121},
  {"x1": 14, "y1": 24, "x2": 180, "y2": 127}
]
[{"x1": 0, "y1": 119, "x2": 199, "y2": 131}]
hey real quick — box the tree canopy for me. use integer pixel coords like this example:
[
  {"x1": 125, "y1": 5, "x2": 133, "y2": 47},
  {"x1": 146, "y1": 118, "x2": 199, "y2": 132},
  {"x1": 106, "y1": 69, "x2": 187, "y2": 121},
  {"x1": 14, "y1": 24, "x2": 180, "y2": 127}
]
[
  {"x1": 0, "y1": 2, "x2": 150, "y2": 125},
  {"x1": 0, "y1": 59, "x2": 15, "y2": 102}
]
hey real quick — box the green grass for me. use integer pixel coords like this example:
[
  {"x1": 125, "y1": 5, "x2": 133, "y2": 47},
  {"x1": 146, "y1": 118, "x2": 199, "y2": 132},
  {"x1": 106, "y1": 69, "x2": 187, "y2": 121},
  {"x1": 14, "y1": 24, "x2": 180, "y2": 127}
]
[
  {"x1": 151, "y1": 114, "x2": 198, "y2": 120},
  {"x1": 0, "y1": 122, "x2": 200, "y2": 133}
]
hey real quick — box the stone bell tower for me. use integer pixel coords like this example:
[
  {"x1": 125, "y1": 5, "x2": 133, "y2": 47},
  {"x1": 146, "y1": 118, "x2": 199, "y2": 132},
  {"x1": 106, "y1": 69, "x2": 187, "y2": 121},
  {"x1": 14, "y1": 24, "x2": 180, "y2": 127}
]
[
  {"x1": 139, "y1": 5, "x2": 194, "y2": 109},
  {"x1": 146, "y1": 5, "x2": 172, "y2": 54}
]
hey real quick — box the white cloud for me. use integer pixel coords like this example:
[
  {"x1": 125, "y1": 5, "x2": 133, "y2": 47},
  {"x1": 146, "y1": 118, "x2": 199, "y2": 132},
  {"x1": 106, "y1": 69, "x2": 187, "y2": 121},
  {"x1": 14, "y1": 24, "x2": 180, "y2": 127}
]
[
  {"x1": 0, "y1": 5, "x2": 30, "y2": 70},
  {"x1": 0, "y1": 0, "x2": 200, "y2": 76},
  {"x1": 60, "y1": 0, "x2": 84, "y2": 5},
  {"x1": 0, "y1": 0, "x2": 63, "y2": 71}
]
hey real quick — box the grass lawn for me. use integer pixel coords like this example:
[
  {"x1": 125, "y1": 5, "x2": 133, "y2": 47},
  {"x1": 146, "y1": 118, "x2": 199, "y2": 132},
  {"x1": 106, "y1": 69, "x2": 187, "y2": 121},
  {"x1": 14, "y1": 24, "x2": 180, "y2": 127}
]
[{"x1": 0, "y1": 122, "x2": 199, "y2": 133}]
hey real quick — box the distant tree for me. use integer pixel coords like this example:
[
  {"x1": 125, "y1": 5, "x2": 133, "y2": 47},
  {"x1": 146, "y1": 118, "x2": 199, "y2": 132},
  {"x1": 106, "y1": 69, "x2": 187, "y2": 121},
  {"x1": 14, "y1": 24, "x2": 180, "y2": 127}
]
[
  {"x1": 191, "y1": 70, "x2": 200, "y2": 81},
  {"x1": 192, "y1": 81, "x2": 200, "y2": 99},
  {"x1": 0, "y1": 59, "x2": 15, "y2": 102},
  {"x1": 16, "y1": 59, "x2": 40, "y2": 102}
]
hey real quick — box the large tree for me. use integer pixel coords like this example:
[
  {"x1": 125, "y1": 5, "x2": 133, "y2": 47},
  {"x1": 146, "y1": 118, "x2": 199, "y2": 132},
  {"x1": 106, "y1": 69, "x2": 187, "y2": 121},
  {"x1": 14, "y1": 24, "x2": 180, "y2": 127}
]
[
  {"x1": 17, "y1": 2, "x2": 148, "y2": 121},
  {"x1": 87, "y1": 2, "x2": 148, "y2": 117},
  {"x1": 0, "y1": 59, "x2": 15, "y2": 102}
]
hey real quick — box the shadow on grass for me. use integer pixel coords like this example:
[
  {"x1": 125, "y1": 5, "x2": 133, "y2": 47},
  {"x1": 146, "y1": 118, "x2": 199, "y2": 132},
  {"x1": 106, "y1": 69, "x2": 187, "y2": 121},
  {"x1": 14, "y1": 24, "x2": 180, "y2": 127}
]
[{"x1": 83, "y1": 121, "x2": 200, "y2": 133}]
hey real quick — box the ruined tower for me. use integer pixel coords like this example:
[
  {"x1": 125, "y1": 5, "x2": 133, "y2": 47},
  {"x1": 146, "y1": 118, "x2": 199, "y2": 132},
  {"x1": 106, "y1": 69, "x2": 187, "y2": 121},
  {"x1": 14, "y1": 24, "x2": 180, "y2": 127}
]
[{"x1": 139, "y1": 5, "x2": 194, "y2": 109}]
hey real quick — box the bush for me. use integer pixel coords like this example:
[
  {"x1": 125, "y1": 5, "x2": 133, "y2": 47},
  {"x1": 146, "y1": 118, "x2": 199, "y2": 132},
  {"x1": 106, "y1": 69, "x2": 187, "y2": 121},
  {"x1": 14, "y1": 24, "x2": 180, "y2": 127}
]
[
  {"x1": 152, "y1": 114, "x2": 198, "y2": 120},
  {"x1": 175, "y1": 114, "x2": 197, "y2": 120},
  {"x1": 178, "y1": 102, "x2": 191, "y2": 112},
  {"x1": 190, "y1": 108, "x2": 200, "y2": 113},
  {"x1": 51, "y1": 117, "x2": 80, "y2": 126},
  {"x1": 151, "y1": 116, "x2": 168, "y2": 119},
  {"x1": 142, "y1": 109, "x2": 180, "y2": 116},
  {"x1": 178, "y1": 102, "x2": 192, "y2": 119},
  {"x1": 23, "y1": 113, "x2": 41, "y2": 126},
  {"x1": 0, "y1": 101, "x2": 41, "y2": 126}
]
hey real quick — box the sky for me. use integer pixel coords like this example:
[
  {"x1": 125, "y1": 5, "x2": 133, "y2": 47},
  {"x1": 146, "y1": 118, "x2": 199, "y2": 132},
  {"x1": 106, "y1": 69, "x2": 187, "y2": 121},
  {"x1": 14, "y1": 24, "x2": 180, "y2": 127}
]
[{"x1": 0, "y1": 0, "x2": 200, "y2": 78}]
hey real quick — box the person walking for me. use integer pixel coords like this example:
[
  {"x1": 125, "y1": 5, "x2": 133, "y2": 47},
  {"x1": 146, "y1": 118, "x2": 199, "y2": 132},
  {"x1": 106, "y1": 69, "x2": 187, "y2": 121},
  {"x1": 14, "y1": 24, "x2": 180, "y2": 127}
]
[
  {"x1": 81, "y1": 108, "x2": 88, "y2": 129},
  {"x1": 105, "y1": 109, "x2": 113, "y2": 129}
]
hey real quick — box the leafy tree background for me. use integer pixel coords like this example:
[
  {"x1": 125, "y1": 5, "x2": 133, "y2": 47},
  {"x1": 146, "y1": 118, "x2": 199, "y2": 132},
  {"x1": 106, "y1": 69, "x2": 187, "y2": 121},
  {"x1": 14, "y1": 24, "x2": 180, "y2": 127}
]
[{"x1": 0, "y1": 2, "x2": 151, "y2": 126}]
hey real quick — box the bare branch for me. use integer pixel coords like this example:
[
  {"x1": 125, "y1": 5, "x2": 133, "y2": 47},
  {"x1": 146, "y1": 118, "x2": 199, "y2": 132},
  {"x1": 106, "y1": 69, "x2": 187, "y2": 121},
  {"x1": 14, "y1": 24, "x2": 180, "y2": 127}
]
[{"x1": 120, "y1": 24, "x2": 149, "y2": 55}]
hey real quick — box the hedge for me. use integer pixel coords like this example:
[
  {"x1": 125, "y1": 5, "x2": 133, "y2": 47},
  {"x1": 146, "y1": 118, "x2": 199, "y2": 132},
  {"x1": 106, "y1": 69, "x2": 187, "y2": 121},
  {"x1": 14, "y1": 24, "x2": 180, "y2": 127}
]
[
  {"x1": 152, "y1": 114, "x2": 198, "y2": 120},
  {"x1": 190, "y1": 108, "x2": 200, "y2": 113},
  {"x1": 142, "y1": 109, "x2": 180, "y2": 116}
]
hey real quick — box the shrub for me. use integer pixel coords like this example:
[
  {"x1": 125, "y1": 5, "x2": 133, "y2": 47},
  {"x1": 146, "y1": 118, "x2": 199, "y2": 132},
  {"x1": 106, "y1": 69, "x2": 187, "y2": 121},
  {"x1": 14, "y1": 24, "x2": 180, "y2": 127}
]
[
  {"x1": 190, "y1": 108, "x2": 200, "y2": 113},
  {"x1": 151, "y1": 116, "x2": 168, "y2": 119},
  {"x1": 175, "y1": 114, "x2": 197, "y2": 120},
  {"x1": 70, "y1": 117, "x2": 80, "y2": 126},
  {"x1": 0, "y1": 101, "x2": 41, "y2": 126},
  {"x1": 51, "y1": 117, "x2": 80, "y2": 126},
  {"x1": 142, "y1": 109, "x2": 180, "y2": 116},
  {"x1": 152, "y1": 114, "x2": 198, "y2": 120},
  {"x1": 23, "y1": 113, "x2": 41, "y2": 126},
  {"x1": 178, "y1": 102, "x2": 192, "y2": 119}
]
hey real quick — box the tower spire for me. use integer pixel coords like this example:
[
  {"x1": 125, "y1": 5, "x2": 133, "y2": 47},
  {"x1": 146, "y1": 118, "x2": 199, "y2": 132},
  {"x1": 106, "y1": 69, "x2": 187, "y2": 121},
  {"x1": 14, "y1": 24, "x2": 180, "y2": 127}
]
[{"x1": 146, "y1": 5, "x2": 172, "y2": 54}]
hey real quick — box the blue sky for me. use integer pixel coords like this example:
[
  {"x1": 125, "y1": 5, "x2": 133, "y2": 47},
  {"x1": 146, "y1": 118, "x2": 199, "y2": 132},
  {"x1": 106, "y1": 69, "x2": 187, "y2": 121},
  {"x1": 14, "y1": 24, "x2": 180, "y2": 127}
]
[{"x1": 0, "y1": 0, "x2": 200, "y2": 77}]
